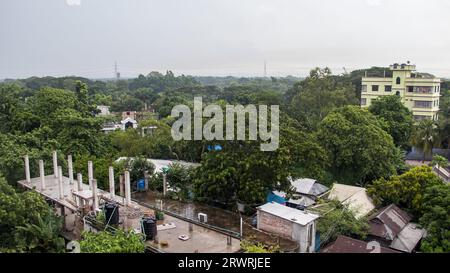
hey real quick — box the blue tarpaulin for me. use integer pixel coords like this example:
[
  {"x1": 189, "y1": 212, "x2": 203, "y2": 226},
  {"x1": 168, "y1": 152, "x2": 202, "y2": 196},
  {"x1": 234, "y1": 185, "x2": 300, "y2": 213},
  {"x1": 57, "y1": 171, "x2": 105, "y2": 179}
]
[
  {"x1": 207, "y1": 145, "x2": 223, "y2": 151},
  {"x1": 266, "y1": 191, "x2": 286, "y2": 205},
  {"x1": 315, "y1": 233, "x2": 321, "y2": 252}
]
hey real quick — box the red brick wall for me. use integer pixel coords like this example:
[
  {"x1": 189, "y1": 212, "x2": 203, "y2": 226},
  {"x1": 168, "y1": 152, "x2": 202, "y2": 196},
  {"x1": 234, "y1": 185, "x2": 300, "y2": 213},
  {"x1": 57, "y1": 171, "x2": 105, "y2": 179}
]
[{"x1": 258, "y1": 211, "x2": 293, "y2": 238}]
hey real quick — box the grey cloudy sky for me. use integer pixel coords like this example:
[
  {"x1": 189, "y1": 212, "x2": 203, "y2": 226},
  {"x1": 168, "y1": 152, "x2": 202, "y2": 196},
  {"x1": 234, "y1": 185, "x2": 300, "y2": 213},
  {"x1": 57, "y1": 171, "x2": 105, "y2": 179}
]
[{"x1": 1, "y1": 0, "x2": 450, "y2": 79}]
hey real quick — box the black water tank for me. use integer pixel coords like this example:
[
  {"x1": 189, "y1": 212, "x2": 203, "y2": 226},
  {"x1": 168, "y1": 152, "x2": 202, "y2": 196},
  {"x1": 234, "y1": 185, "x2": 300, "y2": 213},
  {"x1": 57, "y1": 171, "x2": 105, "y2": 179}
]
[
  {"x1": 142, "y1": 217, "x2": 157, "y2": 240},
  {"x1": 105, "y1": 203, "x2": 119, "y2": 225}
]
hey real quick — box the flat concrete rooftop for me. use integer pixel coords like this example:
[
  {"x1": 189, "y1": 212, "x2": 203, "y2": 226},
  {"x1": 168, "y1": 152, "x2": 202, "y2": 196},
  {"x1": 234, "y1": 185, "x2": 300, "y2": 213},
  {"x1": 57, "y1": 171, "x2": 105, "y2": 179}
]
[{"x1": 17, "y1": 175, "x2": 241, "y2": 253}]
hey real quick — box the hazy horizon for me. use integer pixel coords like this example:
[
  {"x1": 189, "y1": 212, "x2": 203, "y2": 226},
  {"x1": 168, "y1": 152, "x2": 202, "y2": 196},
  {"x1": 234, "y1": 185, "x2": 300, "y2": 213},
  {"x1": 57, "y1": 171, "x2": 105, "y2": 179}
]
[{"x1": 2, "y1": 0, "x2": 450, "y2": 79}]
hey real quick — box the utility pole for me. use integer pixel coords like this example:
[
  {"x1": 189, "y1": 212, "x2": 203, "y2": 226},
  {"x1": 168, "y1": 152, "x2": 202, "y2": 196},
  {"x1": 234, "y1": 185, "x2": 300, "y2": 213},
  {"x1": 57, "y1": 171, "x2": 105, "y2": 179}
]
[{"x1": 115, "y1": 61, "x2": 120, "y2": 81}]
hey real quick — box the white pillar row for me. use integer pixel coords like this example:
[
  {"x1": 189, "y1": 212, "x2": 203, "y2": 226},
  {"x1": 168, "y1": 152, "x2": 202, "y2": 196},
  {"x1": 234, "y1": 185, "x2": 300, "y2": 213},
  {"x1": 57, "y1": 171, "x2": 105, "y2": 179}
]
[
  {"x1": 58, "y1": 166, "x2": 64, "y2": 199},
  {"x1": 92, "y1": 179, "x2": 99, "y2": 211},
  {"x1": 87, "y1": 161, "x2": 93, "y2": 190},
  {"x1": 109, "y1": 166, "x2": 115, "y2": 199},
  {"x1": 67, "y1": 155, "x2": 74, "y2": 185},
  {"x1": 24, "y1": 155, "x2": 31, "y2": 183},
  {"x1": 39, "y1": 160, "x2": 45, "y2": 190},
  {"x1": 52, "y1": 151, "x2": 58, "y2": 178},
  {"x1": 163, "y1": 173, "x2": 167, "y2": 197},
  {"x1": 77, "y1": 173, "x2": 83, "y2": 192},
  {"x1": 124, "y1": 170, "x2": 131, "y2": 206}
]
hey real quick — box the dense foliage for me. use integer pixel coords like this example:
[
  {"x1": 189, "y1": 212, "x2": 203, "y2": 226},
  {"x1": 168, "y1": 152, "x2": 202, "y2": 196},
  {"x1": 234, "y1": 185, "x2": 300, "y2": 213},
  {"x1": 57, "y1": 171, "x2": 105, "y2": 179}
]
[
  {"x1": 317, "y1": 106, "x2": 403, "y2": 185},
  {"x1": 79, "y1": 230, "x2": 145, "y2": 253},
  {"x1": 1, "y1": 68, "x2": 449, "y2": 252},
  {"x1": 0, "y1": 174, "x2": 64, "y2": 252},
  {"x1": 367, "y1": 166, "x2": 443, "y2": 216},
  {"x1": 369, "y1": 95, "x2": 414, "y2": 149},
  {"x1": 317, "y1": 201, "x2": 369, "y2": 246}
]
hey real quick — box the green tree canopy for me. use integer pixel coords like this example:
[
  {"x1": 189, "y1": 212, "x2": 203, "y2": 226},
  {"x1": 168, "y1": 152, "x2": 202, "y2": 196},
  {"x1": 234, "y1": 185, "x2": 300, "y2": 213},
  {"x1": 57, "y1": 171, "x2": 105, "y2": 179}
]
[
  {"x1": 419, "y1": 183, "x2": 450, "y2": 253},
  {"x1": 369, "y1": 95, "x2": 414, "y2": 149},
  {"x1": 286, "y1": 67, "x2": 358, "y2": 129},
  {"x1": 317, "y1": 106, "x2": 403, "y2": 185},
  {"x1": 367, "y1": 166, "x2": 443, "y2": 216}
]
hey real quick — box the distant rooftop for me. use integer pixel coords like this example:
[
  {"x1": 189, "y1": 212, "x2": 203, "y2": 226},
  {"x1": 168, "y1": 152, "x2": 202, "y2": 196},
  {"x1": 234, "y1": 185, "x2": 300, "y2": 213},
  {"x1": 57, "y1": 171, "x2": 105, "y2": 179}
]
[
  {"x1": 290, "y1": 178, "x2": 329, "y2": 196},
  {"x1": 115, "y1": 157, "x2": 201, "y2": 173},
  {"x1": 321, "y1": 235, "x2": 400, "y2": 253},
  {"x1": 328, "y1": 183, "x2": 375, "y2": 219}
]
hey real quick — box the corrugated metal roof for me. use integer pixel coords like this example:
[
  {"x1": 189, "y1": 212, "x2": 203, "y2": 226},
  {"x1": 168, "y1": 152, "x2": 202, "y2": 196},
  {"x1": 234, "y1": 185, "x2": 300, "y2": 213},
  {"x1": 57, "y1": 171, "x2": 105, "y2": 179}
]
[
  {"x1": 390, "y1": 223, "x2": 426, "y2": 253},
  {"x1": 328, "y1": 184, "x2": 375, "y2": 219},
  {"x1": 257, "y1": 202, "x2": 319, "y2": 225},
  {"x1": 290, "y1": 178, "x2": 329, "y2": 196},
  {"x1": 321, "y1": 235, "x2": 400, "y2": 253},
  {"x1": 369, "y1": 204, "x2": 411, "y2": 240}
]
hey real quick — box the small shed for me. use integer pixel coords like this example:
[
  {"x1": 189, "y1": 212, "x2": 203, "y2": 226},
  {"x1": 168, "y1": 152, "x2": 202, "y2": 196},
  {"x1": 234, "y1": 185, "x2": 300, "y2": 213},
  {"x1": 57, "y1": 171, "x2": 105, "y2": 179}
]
[
  {"x1": 257, "y1": 202, "x2": 319, "y2": 253},
  {"x1": 368, "y1": 204, "x2": 425, "y2": 252}
]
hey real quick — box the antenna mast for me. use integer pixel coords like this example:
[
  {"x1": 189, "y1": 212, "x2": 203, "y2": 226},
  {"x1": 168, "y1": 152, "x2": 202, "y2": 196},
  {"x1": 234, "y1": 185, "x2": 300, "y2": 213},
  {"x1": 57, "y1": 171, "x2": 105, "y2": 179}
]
[{"x1": 264, "y1": 60, "x2": 267, "y2": 78}]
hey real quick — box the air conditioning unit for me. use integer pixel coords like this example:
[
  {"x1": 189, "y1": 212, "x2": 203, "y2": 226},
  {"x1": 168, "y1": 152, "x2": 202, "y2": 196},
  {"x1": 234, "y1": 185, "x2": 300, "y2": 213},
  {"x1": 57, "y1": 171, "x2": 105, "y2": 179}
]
[{"x1": 198, "y1": 213, "x2": 208, "y2": 223}]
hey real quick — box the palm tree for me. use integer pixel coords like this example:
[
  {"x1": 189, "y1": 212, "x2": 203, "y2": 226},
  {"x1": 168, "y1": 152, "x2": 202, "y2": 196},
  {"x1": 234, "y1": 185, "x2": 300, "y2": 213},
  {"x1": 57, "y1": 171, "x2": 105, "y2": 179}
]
[
  {"x1": 14, "y1": 211, "x2": 65, "y2": 253},
  {"x1": 411, "y1": 119, "x2": 439, "y2": 162}
]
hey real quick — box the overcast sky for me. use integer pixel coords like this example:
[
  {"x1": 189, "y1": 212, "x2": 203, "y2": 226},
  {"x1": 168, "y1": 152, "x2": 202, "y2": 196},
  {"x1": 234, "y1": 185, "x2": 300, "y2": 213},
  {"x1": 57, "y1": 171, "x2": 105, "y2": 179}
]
[{"x1": 1, "y1": 0, "x2": 450, "y2": 79}]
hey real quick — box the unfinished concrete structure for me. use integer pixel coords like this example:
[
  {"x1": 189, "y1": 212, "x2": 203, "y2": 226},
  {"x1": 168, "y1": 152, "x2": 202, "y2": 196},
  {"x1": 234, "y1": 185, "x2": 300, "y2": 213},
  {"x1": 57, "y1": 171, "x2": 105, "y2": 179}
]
[{"x1": 17, "y1": 151, "x2": 241, "y2": 253}]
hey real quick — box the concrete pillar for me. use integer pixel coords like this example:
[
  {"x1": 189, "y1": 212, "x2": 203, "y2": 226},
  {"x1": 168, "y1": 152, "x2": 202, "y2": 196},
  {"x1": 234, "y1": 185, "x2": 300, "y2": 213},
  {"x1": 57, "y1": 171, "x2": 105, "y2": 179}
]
[
  {"x1": 144, "y1": 171, "x2": 149, "y2": 191},
  {"x1": 124, "y1": 171, "x2": 131, "y2": 206},
  {"x1": 53, "y1": 151, "x2": 58, "y2": 178},
  {"x1": 58, "y1": 166, "x2": 64, "y2": 199},
  {"x1": 39, "y1": 160, "x2": 45, "y2": 190},
  {"x1": 92, "y1": 179, "x2": 99, "y2": 211},
  {"x1": 60, "y1": 205, "x2": 66, "y2": 231},
  {"x1": 24, "y1": 155, "x2": 31, "y2": 183},
  {"x1": 77, "y1": 173, "x2": 83, "y2": 191},
  {"x1": 163, "y1": 173, "x2": 167, "y2": 197},
  {"x1": 109, "y1": 166, "x2": 115, "y2": 199},
  {"x1": 88, "y1": 161, "x2": 93, "y2": 190},
  {"x1": 67, "y1": 155, "x2": 74, "y2": 185},
  {"x1": 240, "y1": 217, "x2": 243, "y2": 237},
  {"x1": 119, "y1": 174, "x2": 124, "y2": 197}
]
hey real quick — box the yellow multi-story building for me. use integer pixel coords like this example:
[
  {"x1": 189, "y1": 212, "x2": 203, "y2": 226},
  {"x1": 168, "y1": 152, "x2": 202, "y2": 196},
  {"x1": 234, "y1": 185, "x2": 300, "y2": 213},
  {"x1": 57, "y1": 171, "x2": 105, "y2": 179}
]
[{"x1": 361, "y1": 63, "x2": 441, "y2": 121}]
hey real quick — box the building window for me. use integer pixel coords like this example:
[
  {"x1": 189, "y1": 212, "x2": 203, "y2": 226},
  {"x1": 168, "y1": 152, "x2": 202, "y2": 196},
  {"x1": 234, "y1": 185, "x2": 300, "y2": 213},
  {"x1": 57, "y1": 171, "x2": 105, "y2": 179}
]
[
  {"x1": 385, "y1": 85, "x2": 392, "y2": 92},
  {"x1": 414, "y1": 101, "x2": 432, "y2": 108},
  {"x1": 414, "y1": 115, "x2": 429, "y2": 121},
  {"x1": 408, "y1": 86, "x2": 414, "y2": 92},
  {"x1": 361, "y1": 98, "x2": 367, "y2": 105},
  {"x1": 372, "y1": 85, "x2": 379, "y2": 92},
  {"x1": 414, "y1": 86, "x2": 433, "y2": 94},
  {"x1": 361, "y1": 85, "x2": 367, "y2": 93},
  {"x1": 396, "y1": 77, "x2": 401, "y2": 84}
]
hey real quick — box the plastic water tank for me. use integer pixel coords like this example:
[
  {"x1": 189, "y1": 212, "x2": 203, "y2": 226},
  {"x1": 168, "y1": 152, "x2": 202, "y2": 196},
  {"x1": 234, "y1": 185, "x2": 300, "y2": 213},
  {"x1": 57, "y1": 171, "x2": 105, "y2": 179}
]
[
  {"x1": 142, "y1": 217, "x2": 157, "y2": 240},
  {"x1": 105, "y1": 203, "x2": 119, "y2": 225}
]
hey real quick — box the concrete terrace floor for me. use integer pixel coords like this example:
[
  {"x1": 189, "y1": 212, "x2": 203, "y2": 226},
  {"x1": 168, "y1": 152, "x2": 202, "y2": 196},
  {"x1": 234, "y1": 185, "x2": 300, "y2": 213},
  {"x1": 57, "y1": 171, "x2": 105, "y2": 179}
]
[
  {"x1": 133, "y1": 191, "x2": 299, "y2": 252},
  {"x1": 17, "y1": 175, "x2": 241, "y2": 253}
]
